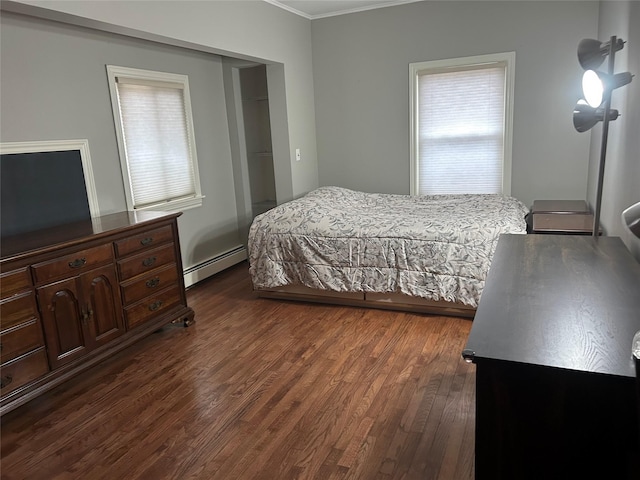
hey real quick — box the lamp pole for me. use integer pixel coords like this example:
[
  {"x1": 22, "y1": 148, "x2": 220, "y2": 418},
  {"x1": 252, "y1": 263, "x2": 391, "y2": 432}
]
[{"x1": 592, "y1": 36, "x2": 617, "y2": 237}]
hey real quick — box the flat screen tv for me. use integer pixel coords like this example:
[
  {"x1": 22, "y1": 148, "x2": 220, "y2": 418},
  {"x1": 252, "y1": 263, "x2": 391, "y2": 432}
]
[{"x1": 0, "y1": 140, "x2": 99, "y2": 239}]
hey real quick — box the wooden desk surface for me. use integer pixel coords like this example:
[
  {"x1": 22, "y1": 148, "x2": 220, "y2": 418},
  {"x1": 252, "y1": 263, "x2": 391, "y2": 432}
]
[{"x1": 465, "y1": 234, "x2": 640, "y2": 378}]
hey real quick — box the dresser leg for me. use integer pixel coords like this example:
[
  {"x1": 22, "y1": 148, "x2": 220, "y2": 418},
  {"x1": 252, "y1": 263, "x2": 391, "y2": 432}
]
[{"x1": 170, "y1": 308, "x2": 195, "y2": 327}]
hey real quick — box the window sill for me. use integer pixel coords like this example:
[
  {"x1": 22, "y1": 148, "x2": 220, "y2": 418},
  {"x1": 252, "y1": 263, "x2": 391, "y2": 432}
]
[{"x1": 133, "y1": 195, "x2": 205, "y2": 214}]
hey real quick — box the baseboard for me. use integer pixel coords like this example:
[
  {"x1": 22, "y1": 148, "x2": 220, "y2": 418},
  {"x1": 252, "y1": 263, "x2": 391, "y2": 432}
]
[{"x1": 183, "y1": 245, "x2": 247, "y2": 288}]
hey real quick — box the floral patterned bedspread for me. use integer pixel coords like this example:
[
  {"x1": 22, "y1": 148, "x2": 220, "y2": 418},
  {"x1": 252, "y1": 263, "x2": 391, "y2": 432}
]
[{"x1": 248, "y1": 186, "x2": 529, "y2": 307}]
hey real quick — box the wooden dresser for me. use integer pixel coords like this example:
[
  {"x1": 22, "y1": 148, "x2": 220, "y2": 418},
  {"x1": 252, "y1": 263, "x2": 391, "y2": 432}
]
[
  {"x1": 464, "y1": 234, "x2": 640, "y2": 479},
  {"x1": 0, "y1": 211, "x2": 194, "y2": 415}
]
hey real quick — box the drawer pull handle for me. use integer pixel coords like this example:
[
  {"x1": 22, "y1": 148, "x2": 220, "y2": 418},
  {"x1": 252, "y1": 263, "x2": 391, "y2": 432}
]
[
  {"x1": 140, "y1": 237, "x2": 154, "y2": 246},
  {"x1": 68, "y1": 258, "x2": 86, "y2": 269},
  {"x1": 1, "y1": 374, "x2": 13, "y2": 389},
  {"x1": 148, "y1": 300, "x2": 163, "y2": 311},
  {"x1": 142, "y1": 257, "x2": 156, "y2": 267},
  {"x1": 146, "y1": 277, "x2": 160, "y2": 288}
]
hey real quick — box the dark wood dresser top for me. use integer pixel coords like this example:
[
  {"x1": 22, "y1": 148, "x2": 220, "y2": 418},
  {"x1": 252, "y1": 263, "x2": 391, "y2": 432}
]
[
  {"x1": 1, "y1": 211, "x2": 181, "y2": 262},
  {"x1": 466, "y1": 234, "x2": 640, "y2": 378}
]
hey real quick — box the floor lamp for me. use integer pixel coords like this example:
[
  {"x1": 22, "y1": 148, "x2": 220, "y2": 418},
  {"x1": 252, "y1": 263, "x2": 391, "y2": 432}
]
[{"x1": 572, "y1": 36, "x2": 633, "y2": 236}]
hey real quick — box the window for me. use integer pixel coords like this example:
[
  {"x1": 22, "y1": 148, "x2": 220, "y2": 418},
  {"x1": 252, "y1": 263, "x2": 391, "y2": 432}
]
[
  {"x1": 409, "y1": 52, "x2": 515, "y2": 196},
  {"x1": 107, "y1": 65, "x2": 203, "y2": 211}
]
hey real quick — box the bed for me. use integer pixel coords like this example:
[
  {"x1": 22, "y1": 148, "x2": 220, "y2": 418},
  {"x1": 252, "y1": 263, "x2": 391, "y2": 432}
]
[{"x1": 248, "y1": 186, "x2": 529, "y2": 317}]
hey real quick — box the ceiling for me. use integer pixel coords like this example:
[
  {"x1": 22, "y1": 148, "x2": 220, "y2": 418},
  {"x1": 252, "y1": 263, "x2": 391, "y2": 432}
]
[{"x1": 267, "y1": 0, "x2": 424, "y2": 19}]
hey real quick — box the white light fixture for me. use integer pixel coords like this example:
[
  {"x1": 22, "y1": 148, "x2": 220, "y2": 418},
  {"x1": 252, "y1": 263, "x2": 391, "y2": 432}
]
[
  {"x1": 581, "y1": 70, "x2": 604, "y2": 107},
  {"x1": 581, "y1": 69, "x2": 633, "y2": 108}
]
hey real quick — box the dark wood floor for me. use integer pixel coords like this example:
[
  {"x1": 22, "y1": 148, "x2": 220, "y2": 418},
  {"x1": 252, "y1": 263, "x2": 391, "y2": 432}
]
[{"x1": 1, "y1": 262, "x2": 475, "y2": 479}]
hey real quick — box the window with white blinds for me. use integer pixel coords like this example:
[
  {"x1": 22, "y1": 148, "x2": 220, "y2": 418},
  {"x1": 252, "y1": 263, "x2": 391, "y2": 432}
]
[
  {"x1": 107, "y1": 66, "x2": 203, "y2": 212},
  {"x1": 409, "y1": 53, "x2": 515, "y2": 196}
]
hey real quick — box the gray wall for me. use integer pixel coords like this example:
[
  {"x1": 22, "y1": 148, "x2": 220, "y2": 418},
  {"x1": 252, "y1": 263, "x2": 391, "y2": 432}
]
[
  {"x1": 6, "y1": 0, "x2": 320, "y2": 200},
  {"x1": 0, "y1": 12, "x2": 242, "y2": 268},
  {"x1": 311, "y1": 1, "x2": 599, "y2": 206},
  {"x1": 2, "y1": 0, "x2": 320, "y2": 273},
  {"x1": 588, "y1": 1, "x2": 640, "y2": 258}
]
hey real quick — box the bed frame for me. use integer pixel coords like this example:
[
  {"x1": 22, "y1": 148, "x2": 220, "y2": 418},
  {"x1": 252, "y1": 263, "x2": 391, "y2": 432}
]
[{"x1": 256, "y1": 285, "x2": 476, "y2": 318}]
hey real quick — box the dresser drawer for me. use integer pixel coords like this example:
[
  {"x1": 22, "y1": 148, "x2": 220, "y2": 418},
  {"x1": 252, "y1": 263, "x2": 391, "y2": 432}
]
[
  {"x1": 117, "y1": 244, "x2": 176, "y2": 281},
  {"x1": 114, "y1": 225, "x2": 173, "y2": 258},
  {"x1": 0, "y1": 292, "x2": 39, "y2": 331},
  {"x1": 0, "y1": 348, "x2": 49, "y2": 396},
  {"x1": 32, "y1": 243, "x2": 114, "y2": 285},
  {"x1": 120, "y1": 263, "x2": 179, "y2": 306},
  {"x1": 124, "y1": 285, "x2": 182, "y2": 330},
  {"x1": 0, "y1": 268, "x2": 31, "y2": 300},
  {"x1": 0, "y1": 319, "x2": 45, "y2": 364}
]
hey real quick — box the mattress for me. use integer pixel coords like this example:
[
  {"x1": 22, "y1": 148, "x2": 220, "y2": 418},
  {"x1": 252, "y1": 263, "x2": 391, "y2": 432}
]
[{"x1": 248, "y1": 186, "x2": 529, "y2": 307}]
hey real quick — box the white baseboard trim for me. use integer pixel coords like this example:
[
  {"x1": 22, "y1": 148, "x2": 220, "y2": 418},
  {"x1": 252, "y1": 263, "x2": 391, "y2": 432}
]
[{"x1": 183, "y1": 245, "x2": 247, "y2": 288}]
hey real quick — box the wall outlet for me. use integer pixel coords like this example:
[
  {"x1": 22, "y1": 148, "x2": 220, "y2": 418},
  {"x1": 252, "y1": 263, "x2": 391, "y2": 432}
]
[{"x1": 295, "y1": 148, "x2": 301, "y2": 161}]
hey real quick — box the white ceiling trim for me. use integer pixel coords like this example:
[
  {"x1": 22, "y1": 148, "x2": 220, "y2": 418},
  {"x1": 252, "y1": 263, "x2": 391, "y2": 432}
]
[
  {"x1": 265, "y1": 0, "x2": 426, "y2": 20},
  {"x1": 263, "y1": 0, "x2": 313, "y2": 19}
]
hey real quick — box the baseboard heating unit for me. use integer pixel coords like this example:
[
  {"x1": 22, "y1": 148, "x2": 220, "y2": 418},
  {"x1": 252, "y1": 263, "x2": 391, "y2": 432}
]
[{"x1": 183, "y1": 245, "x2": 247, "y2": 288}]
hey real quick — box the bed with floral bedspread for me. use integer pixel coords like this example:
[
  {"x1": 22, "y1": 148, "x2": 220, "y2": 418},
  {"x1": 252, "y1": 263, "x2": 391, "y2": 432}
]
[{"x1": 248, "y1": 186, "x2": 529, "y2": 310}]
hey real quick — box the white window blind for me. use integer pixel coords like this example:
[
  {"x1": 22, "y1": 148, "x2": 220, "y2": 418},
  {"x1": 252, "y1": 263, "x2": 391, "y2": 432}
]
[
  {"x1": 107, "y1": 66, "x2": 203, "y2": 212},
  {"x1": 410, "y1": 53, "x2": 514, "y2": 196}
]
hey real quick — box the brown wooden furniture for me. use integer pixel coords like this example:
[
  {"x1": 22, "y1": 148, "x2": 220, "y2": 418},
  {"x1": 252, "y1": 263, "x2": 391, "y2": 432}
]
[
  {"x1": 531, "y1": 212, "x2": 600, "y2": 234},
  {"x1": 464, "y1": 234, "x2": 640, "y2": 479},
  {"x1": 531, "y1": 199, "x2": 590, "y2": 214},
  {"x1": 0, "y1": 211, "x2": 194, "y2": 415},
  {"x1": 530, "y1": 199, "x2": 600, "y2": 235}
]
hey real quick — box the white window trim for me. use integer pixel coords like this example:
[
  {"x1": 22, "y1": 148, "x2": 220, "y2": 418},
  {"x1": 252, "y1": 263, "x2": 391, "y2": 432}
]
[
  {"x1": 409, "y1": 52, "x2": 515, "y2": 196},
  {"x1": 106, "y1": 65, "x2": 204, "y2": 212},
  {"x1": 0, "y1": 139, "x2": 100, "y2": 217}
]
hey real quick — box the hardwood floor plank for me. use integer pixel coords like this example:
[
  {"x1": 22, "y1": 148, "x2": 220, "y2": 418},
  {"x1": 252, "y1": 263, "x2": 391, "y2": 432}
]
[{"x1": 1, "y1": 262, "x2": 475, "y2": 479}]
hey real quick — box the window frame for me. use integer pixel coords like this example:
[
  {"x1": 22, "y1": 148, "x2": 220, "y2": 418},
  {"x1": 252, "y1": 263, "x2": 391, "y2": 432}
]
[
  {"x1": 409, "y1": 52, "x2": 516, "y2": 196},
  {"x1": 106, "y1": 65, "x2": 204, "y2": 212}
]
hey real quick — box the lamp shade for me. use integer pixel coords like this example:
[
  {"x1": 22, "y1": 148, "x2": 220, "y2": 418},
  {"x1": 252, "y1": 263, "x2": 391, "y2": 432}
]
[
  {"x1": 622, "y1": 201, "x2": 640, "y2": 239},
  {"x1": 573, "y1": 101, "x2": 620, "y2": 132},
  {"x1": 577, "y1": 38, "x2": 625, "y2": 70},
  {"x1": 578, "y1": 39, "x2": 608, "y2": 70}
]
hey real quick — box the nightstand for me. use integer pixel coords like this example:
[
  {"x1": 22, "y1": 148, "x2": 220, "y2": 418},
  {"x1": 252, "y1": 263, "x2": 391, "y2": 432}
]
[
  {"x1": 531, "y1": 213, "x2": 601, "y2": 235},
  {"x1": 530, "y1": 200, "x2": 601, "y2": 235},
  {"x1": 531, "y1": 200, "x2": 590, "y2": 215}
]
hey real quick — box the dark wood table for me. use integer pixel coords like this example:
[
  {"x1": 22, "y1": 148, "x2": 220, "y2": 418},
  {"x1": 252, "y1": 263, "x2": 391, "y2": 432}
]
[{"x1": 464, "y1": 234, "x2": 640, "y2": 479}]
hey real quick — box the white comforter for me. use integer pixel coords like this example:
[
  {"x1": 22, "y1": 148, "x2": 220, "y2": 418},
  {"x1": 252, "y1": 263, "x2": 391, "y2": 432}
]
[{"x1": 248, "y1": 186, "x2": 529, "y2": 307}]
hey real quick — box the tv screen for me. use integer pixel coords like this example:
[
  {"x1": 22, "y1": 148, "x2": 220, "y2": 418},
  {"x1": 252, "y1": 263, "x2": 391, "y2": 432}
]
[{"x1": 1, "y1": 150, "x2": 91, "y2": 238}]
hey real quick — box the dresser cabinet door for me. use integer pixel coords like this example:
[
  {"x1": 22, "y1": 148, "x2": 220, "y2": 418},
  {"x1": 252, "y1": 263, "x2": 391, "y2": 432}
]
[
  {"x1": 83, "y1": 266, "x2": 124, "y2": 348},
  {"x1": 38, "y1": 277, "x2": 88, "y2": 369},
  {"x1": 37, "y1": 266, "x2": 124, "y2": 369}
]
